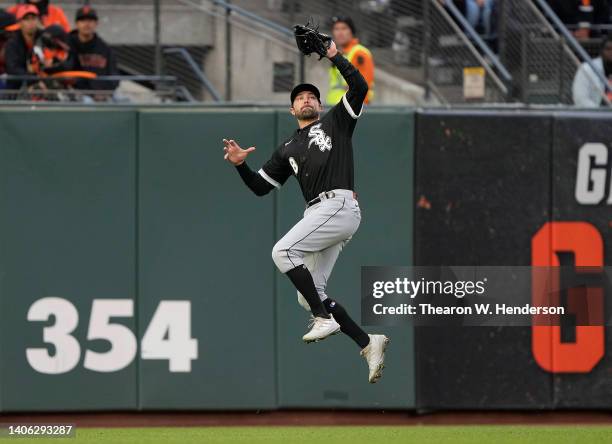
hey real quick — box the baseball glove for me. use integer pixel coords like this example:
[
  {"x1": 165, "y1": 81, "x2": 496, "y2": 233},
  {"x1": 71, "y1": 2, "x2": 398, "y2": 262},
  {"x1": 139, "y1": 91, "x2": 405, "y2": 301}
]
[{"x1": 294, "y1": 22, "x2": 332, "y2": 60}]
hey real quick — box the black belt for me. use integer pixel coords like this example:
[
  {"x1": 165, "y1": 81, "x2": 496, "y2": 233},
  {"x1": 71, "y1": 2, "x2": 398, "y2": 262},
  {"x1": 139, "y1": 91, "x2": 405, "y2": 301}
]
[
  {"x1": 307, "y1": 191, "x2": 336, "y2": 208},
  {"x1": 306, "y1": 190, "x2": 358, "y2": 208}
]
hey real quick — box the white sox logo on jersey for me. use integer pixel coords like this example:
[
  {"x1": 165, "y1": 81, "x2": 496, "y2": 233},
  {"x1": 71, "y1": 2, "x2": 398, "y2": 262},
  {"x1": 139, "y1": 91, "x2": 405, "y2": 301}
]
[{"x1": 308, "y1": 123, "x2": 332, "y2": 152}]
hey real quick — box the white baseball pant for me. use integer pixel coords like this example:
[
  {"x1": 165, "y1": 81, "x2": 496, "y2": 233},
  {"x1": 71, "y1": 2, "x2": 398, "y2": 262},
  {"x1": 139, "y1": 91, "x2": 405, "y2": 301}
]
[{"x1": 271, "y1": 189, "x2": 361, "y2": 310}]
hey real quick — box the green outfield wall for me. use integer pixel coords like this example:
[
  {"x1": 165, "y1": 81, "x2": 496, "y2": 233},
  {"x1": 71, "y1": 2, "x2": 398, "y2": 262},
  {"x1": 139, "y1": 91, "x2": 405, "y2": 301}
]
[{"x1": 0, "y1": 108, "x2": 415, "y2": 412}]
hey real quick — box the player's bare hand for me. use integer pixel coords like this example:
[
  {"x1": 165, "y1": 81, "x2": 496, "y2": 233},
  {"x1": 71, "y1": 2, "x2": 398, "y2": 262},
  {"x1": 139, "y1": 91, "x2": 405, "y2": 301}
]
[
  {"x1": 223, "y1": 139, "x2": 256, "y2": 166},
  {"x1": 326, "y1": 40, "x2": 338, "y2": 58}
]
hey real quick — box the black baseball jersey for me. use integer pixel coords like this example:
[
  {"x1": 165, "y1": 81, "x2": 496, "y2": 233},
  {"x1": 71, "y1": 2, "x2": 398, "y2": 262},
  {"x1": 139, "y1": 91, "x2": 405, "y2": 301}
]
[{"x1": 258, "y1": 97, "x2": 362, "y2": 203}]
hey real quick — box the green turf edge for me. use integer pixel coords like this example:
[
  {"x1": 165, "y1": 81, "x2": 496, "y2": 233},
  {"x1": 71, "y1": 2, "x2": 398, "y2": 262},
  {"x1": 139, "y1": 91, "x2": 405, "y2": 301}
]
[{"x1": 1, "y1": 425, "x2": 611, "y2": 444}]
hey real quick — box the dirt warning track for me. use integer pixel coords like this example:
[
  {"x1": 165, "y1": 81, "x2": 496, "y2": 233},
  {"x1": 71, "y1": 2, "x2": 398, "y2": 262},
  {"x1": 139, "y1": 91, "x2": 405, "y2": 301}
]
[{"x1": 0, "y1": 411, "x2": 611, "y2": 428}]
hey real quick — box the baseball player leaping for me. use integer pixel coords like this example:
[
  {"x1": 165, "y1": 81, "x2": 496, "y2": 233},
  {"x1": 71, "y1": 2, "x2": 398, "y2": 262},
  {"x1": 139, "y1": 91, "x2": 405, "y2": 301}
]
[{"x1": 223, "y1": 29, "x2": 389, "y2": 383}]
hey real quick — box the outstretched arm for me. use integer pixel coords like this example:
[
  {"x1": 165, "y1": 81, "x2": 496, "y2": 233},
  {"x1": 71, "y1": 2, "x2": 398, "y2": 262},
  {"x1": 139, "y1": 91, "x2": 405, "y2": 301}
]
[
  {"x1": 223, "y1": 139, "x2": 274, "y2": 196},
  {"x1": 327, "y1": 42, "x2": 369, "y2": 114}
]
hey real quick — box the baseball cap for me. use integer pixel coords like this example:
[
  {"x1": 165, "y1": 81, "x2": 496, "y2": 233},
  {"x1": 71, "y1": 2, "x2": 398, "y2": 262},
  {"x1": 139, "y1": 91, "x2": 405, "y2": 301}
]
[
  {"x1": 76, "y1": 6, "x2": 98, "y2": 21},
  {"x1": 290, "y1": 83, "x2": 321, "y2": 104},
  {"x1": 41, "y1": 24, "x2": 69, "y2": 49},
  {"x1": 16, "y1": 4, "x2": 39, "y2": 21}
]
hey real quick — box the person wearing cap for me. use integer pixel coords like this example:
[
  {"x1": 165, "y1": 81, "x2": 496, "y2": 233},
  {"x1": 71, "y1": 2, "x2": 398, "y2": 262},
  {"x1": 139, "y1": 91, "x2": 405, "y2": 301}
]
[
  {"x1": 223, "y1": 40, "x2": 390, "y2": 384},
  {"x1": 327, "y1": 16, "x2": 374, "y2": 105},
  {"x1": 8, "y1": 0, "x2": 70, "y2": 33},
  {"x1": 4, "y1": 5, "x2": 42, "y2": 90},
  {"x1": 5, "y1": 6, "x2": 73, "y2": 94},
  {"x1": 0, "y1": 9, "x2": 18, "y2": 80},
  {"x1": 68, "y1": 6, "x2": 118, "y2": 96}
]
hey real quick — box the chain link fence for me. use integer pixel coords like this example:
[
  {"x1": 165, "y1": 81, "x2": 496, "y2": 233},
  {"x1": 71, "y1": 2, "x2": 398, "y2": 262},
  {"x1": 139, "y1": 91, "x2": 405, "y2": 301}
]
[
  {"x1": 498, "y1": 0, "x2": 580, "y2": 104},
  {"x1": 423, "y1": 0, "x2": 509, "y2": 104},
  {"x1": 232, "y1": 0, "x2": 510, "y2": 104},
  {"x1": 232, "y1": 0, "x2": 428, "y2": 88}
]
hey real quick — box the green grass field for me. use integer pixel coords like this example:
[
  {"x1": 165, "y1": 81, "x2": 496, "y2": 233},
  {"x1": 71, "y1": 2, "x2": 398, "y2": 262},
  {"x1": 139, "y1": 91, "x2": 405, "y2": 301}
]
[{"x1": 1, "y1": 426, "x2": 611, "y2": 444}]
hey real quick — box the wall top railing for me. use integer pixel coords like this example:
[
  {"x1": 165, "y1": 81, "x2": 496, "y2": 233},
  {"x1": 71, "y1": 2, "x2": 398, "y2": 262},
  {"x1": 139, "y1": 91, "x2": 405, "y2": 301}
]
[
  {"x1": 1, "y1": 74, "x2": 177, "y2": 82},
  {"x1": 0, "y1": 74, "x2": 186, "y2": 103},
  {"x1": 0, "y1": 100, "x2": 610, "y2": 112}
]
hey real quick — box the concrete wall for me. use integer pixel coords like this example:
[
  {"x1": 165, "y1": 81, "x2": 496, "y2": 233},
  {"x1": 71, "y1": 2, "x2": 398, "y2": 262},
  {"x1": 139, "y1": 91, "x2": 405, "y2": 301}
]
[
  {"x1": 59, "y1": 3, "x2": 214, "y2": 46},
  {"x1": 204, "y1": 10, "x2": 327, "y2": 104},
  {"x1": 0, "y1": 2, "x2": 215, "y2": 45}
]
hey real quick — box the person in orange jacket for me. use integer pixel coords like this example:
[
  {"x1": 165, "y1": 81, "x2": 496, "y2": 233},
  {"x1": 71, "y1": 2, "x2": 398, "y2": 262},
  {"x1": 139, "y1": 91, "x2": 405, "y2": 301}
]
[
  {"x1": 327, "y1": 16, "x2": 375, "y2": 105},
  {"x1": 1, "y1": 9, "x2": 18, "y2": 79},
  {"x1": 5, "y1": 5, "x2": 73, "y2": 94},
  {"x1": 9, "y1": 0, "x2": 70, "y2": 33}
]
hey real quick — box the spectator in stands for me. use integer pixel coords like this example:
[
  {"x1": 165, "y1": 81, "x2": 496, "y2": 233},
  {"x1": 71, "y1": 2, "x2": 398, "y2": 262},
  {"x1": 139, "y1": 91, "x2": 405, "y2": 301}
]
[
  {"x1": 572, "y1": 35, "x2": 612, "y2": 106},
  {"x1": 327, "y1": 16, "x2": 375, "y2": 105},
  {"x1": 546, "y1": 0, "x2": 610, "y2": 40},
  {"x1": 68, "y1": 6, "x2": 119, "y2": 99},
  {"x1": 436, "y1": 0, "x2": 497, "y2": 40},
  {"x1": 4, "y1": 5, "x2": 41, "y2": 90},
  {"x1": 8, "y1": 0, "x2": 70, "y2": 33},
  {"x1": 5, "y1": 5, "x2": 72, "y2": 93},
  {"x1": 0, "y1": 9, "x2": 18, "y2": 79},
  {"x1": 465, "y1": 0, "x2": 495, "y2": 36}
]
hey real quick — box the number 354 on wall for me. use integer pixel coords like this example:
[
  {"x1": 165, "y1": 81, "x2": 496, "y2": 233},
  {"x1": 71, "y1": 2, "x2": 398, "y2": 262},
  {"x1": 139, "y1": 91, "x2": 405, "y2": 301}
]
[{"x1": 26, "y1": 298, "x2": 198, "y2": 375}]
